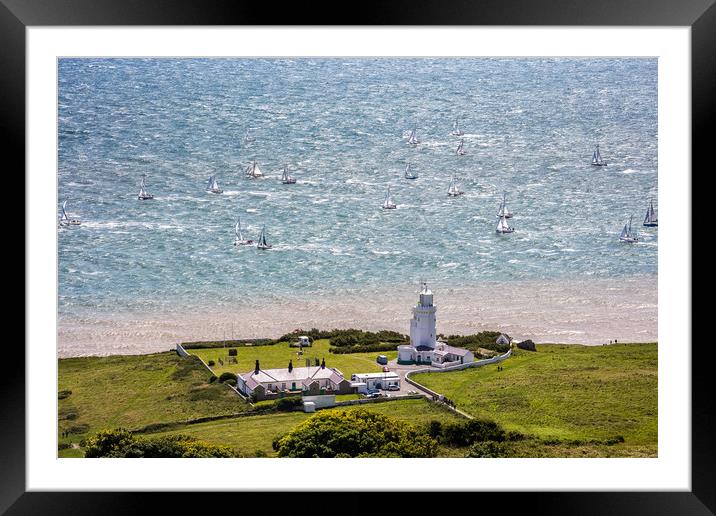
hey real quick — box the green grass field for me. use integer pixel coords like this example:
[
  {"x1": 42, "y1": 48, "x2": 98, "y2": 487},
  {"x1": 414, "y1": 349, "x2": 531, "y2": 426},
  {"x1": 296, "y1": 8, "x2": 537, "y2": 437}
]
[
  {"x1": 189, "y1": 339, "x2": 397, "y2": 379},
  {"x1": 411, "y1": 343, "x2": 657, "y2": 453},
  {"x1": 58, "y1": 351, "x2": 251, "y2": 456},
  {"x1": 58, "y1": 342, "x2": 658, "y2": 458},
  {"x1": 148, "y1": 397, "x2": 465, "y2": 457}
]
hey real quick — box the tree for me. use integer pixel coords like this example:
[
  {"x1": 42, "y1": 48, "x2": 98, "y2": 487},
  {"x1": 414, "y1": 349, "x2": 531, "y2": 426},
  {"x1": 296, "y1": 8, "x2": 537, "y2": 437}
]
[
  {"x1": 273, "y1": 409, "x2": 438, "y2": 458},
  {"x1": 84, "y1": 429, "x2": 235, "y2": 458}
]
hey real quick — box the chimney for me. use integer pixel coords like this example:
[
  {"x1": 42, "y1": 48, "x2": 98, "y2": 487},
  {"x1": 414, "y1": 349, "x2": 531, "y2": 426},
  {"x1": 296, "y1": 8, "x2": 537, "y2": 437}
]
[
  {"x1": 254, "y1": 360, "x2": 260, "y2": 374},
  {"x1": 288, "y1": 360, "x2": 293, "y2": 372},
  {"x1": 321, "y1": 358, "x2": 326, "y2": 369}
]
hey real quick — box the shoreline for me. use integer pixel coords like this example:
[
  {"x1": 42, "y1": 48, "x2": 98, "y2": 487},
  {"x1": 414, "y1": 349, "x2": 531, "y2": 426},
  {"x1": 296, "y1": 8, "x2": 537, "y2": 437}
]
[{"x1": 58, "y1": 275, "x2": 657, "y2": 358}]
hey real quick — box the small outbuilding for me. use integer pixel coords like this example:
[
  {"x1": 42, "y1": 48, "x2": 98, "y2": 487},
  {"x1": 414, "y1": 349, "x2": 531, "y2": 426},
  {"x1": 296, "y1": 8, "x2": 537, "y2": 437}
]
[{"x1": 496, "y1": 334, "x2": 511, "y2": 345}]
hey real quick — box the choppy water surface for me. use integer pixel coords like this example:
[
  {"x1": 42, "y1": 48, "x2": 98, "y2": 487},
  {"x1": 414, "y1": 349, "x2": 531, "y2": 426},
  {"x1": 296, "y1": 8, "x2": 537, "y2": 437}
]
[{"x1": 58, "y1": 58, "x2": 657, "y2": 345}]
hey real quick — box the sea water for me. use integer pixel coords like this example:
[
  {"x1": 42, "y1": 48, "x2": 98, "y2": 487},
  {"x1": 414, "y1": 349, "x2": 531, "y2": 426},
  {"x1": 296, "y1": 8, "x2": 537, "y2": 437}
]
[{"x1": 57, "y1": 58, "x2": 657, "y2": 353}]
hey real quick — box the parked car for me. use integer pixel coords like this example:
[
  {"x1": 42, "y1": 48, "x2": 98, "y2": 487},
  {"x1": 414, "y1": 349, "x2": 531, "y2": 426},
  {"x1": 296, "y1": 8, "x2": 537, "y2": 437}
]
[
  {"x1": 366, "y1": 392, "x2": 380, "y2": 399},
  {"x1": 377, "y1": 355, "x2": 388, "y2": 365},
  {"x1": 386, "y1": 384, "x2": 400, "y2": 391}
]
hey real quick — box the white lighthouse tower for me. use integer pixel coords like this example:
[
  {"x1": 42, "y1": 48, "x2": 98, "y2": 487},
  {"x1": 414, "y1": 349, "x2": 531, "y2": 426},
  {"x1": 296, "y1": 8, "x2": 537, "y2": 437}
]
[
  {"x1": 397, "y1": 282, "x2": 475, "y2": 366},
  {"x1": 409, "y1": 282, "x2": 438, "y2": 350}
]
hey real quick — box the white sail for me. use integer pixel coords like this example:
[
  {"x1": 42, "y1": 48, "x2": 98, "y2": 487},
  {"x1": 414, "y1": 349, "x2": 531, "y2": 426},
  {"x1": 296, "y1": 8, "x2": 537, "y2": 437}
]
[
  {"x1": 452, "y1": 118, "x2": 464, "y2": 136},
  {"x1": 644, "y1": 200, "x2": 657, "y2": 225},
  {"x1": 620, "y1": 224, "x2": 628, "y2": 239},
  {"x1": 382, "y1": 187, "x2": 396, "y2": 209},
  {"x1": 246, "y1": 161, "x2": 263, "y2": 178},
  {"x1": 404, "y1": 163, "x2": 417, "y2": 179},
  {"x1": 408, "y1": 128, "x2": 418, "y2": 145},
  {"x1": 592, "y1": 145, "x2": 606, "y2": 165},
  {"x1": 235, "y1": 218, "x2": 243, "y2": 240},
  {"x1": 61, "y1": 200, "x2": 69, "y2": 220},
  {"x1": 496, "y1": 215, "x2": 512, "y2": 233},
  {"x1": 456, "y1": 140, "x2": 465, "y2": 155},
  {"x1": 448, "y1": 175, "x2": 463, "y2": 196}
]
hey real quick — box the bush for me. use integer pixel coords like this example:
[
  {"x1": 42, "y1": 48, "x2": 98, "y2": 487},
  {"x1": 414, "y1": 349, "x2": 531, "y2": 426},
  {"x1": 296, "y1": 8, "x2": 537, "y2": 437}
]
[
  {"x1": 329, "y1": 342, "x2": 400, "y2": 354},
  {"x1": 273, "y1": 409, "x2": 437, "y2": 458},
  {"x1": 84, "y1": 429, "x2": 235, "y2": 458},
  {"x1": 58, "y1": 443, "x2": 71, "y2": 450},
  {"x1": 218, "y1": 372, "x2": 237, "y2": 384},
  {"x1": 444, "y1": 331, "x2": 510, "y2": 353},
  {"x1": 181, "y1": 339, "x2": 274, "y2": 349},
  {"x1": 228, "y1": 349, "x2": 237, "y2": 357},
  {"x1": 207, "y1": 360, "x2": 215, "y2": 366},
  {"x1": 254, "y1": 449, "x2": 267, "y2": 457},
  {"x1": 225, "y1": 379, "x2": 237, "y2": 387},
  {"x1": 467, "y1": 440, "x2": 510, "y2": 458},
  {"x1": 58, "y1": 390, "x2": 72, "y2": 400},
  {"x1": 275, "y1": 397, "x2": 303, "y2": 412},
  {"x1": 208, "y1": 375, "x2": 217, "y2": 383},
  {"x1": 67, "y1": 423, "x2": 90, "y2": 435},
  {"x1": 440, "y1": 419, "x2": 507, "y2": 447},
  {"x1": 428, "y1": 420, "x2": 442, "y2": 439}
]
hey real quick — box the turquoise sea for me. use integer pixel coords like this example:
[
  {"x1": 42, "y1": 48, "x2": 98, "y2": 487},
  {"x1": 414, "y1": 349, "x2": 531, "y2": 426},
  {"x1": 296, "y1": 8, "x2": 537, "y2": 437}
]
[{"x1": 57, "y1": 58, "x2": 658, "y2": 354}]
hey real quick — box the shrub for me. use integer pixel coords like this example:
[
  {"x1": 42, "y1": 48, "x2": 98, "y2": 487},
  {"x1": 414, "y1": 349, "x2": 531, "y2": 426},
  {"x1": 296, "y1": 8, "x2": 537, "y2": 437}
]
[
  {"x1": 225, "y1": 379, "x2": 237, "y2": 387},
  {"x1": 84, "y1": 429, "x2": 235, "y2": 458},
  {"x1": 273, "y1": 409, "x2": 437, "y2": 458},
  {"x1": 329, "y1": 342, "x2": 400, "y2": 354},
  {"x1": 275, "y1": 397, "x2": 303, "y2": 412},
  {"x1": 254, "y1": 449, "x2": 267, "y2": 458},
  {"x1": 67, "y1": 424, "x2": 90, "y2": 435},
  {"x1": 207, "y1": 360, "x2": 215, "y2": 366},
  {"x1": 228, "y1": 349, "x2": 237, "y2": 357},
  {"x1": 428, "y1": 420, "x2": 443, "y2": 439},
  {"x1": 58, "y1": 390, "x2": 72, "y2": 400},
  {"x1": 440, "y1": 419, "x2": 507, "y2": 447},
  {"x1": 218, "y1": 372, "x2": 238, "y2": 383},
  {"x1": 58, "y1": 443, "x2": 71, "y2": 450},
  {"x1": 467, "y1": 441, "x2": 510, "y2": 458},
  {"x1": 208, "y1": 375, "x2": 217, "y2": 383},
  {"x1": 444, "y1": 332, "x2": 510, "y2": 353}
]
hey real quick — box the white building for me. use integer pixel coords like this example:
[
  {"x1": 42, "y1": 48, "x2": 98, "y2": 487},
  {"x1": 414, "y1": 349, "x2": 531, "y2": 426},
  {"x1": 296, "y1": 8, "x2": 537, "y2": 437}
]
[
  {"x1": 236, "y1": 359, "x2": 353, "y2": 401},
  {"x1": 397, "y1": 283, "x2": 474, "y2": 366},
  {"x1": 351, "y1": 372, "x2": 401, "y2": 392}
]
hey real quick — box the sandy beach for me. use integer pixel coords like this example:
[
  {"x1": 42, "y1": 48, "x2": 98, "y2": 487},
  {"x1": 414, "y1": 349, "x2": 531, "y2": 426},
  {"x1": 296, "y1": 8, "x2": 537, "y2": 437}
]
[{"x1": 57, "y1": 275, "x2": 657, "y2": 357}]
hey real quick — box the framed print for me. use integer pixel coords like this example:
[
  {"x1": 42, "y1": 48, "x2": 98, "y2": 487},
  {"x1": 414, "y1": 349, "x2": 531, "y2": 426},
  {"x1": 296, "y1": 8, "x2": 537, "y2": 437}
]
[{"x1": 6, "y1": 0, "x2": 710, "y2": 513}]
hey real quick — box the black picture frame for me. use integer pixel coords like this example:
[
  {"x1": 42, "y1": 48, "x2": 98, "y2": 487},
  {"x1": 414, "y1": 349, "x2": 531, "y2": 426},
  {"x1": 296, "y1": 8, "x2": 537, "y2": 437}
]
[{"x1": 5, "y1": 0, "x2": 707, "y2": 513}]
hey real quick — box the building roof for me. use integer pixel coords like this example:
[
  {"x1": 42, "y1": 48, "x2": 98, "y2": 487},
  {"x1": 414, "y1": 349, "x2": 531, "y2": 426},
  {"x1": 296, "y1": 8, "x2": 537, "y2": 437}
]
[
  {"x1": 239, "y1": 366, "x2": 345, "y2": 386},
  {"x1": 352, "y1": 372, "x2": 400, "y2": 381}
]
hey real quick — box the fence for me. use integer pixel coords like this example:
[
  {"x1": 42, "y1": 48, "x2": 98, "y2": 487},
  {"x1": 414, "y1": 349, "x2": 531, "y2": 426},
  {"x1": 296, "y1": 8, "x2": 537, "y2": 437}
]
[{"x1": 175, "y1": 343, "x2": 250, "y2": 402}]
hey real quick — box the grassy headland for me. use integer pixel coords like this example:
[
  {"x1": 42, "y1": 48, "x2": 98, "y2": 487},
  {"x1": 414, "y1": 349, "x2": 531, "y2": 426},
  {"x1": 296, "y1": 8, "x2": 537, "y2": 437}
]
[
  {"x1": 58, "y1": 351, "x2": 251, "y2": 455},
  {"x1": 411, "y1": 343, "x2": 657, "y2": 452}
]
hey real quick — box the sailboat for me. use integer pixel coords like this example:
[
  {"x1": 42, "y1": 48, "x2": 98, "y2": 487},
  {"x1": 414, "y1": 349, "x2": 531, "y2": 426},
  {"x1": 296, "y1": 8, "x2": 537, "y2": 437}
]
[
  {"x1": 447, "y1": 175, "x2": 464, "y2": 197},
  {"x1": 619, "y1": 215, "x2": 639, "y2": 243},
  {"x1": 496, "y1": 214, "x2": 514, "y2": 234},
  {"x1": 243, "y1": 129, "x2": 255, "y2": 144},
  {"x1": 451, "y1": 118, "x2": 464, "y2": 136},
  {"x1": 407, "y1": 128, "x2": 419, "y2": 145},
  {"x1": 245, "y1": 160, "x2": 264, "y2": 179},
  {"x1": 382, "y1": 186, "x2": 397, "y2": 209},
  {"x1": 234, "y1": 217, "x2": 254, "y2": 246},
  {"x1": 497, "y1": 193, "x2": 513, "y2": 219},
  {"x1": 591, "y1": 145, "x2": 607, "y2": 166},
  {"x1": 207, "y1": 175, "x2": 223, "y2": 194},
  {"x1": 643, "y1": 199, "x2": 658, "y2": 227},
  {"x1": 256, "y1": 225, "x2": 273, "y2": 250},
  {"x1": 58, "y1": 200, "x2": 81, "y2": 226},
  {"x1": 404, "y1": 163, "x2": 418, "y2": 180},
  {"x1": 456, "y1": 139, "x2": 466, "y2": 156},
  {"x1": 281, "y1": 165, "x2": 296, "y2": 184},
  {"x1": 137, "y1": 174, "x2": 154, "y2": 200}
]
